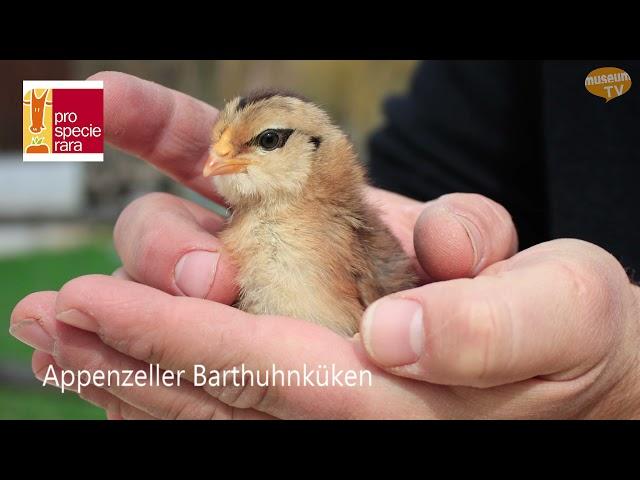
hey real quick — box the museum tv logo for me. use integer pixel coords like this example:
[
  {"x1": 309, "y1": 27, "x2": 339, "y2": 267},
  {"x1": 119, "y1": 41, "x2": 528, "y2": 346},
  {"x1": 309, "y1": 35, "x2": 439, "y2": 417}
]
[
  {"x1": 22, "y1": 81, "x2": 104, "y2": 162},
  {"x1": 584, "y1": 67, "x2": 632, "y2": 103}
]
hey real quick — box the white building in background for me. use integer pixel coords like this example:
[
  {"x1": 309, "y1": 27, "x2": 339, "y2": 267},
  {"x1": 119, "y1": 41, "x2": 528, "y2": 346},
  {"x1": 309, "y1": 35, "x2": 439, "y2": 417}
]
[{"x1": 0, "y1": 155, "x2": 85, "y2": 218}]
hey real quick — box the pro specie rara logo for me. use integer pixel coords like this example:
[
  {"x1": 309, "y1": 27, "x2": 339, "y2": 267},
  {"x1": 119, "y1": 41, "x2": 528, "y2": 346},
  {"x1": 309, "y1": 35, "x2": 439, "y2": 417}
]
[{"x1": 22, "y1": 81, "x2": 104, "y2": 162}]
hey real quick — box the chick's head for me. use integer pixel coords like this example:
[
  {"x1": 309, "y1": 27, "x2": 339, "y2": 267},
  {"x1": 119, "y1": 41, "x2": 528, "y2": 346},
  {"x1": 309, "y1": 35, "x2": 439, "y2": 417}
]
[{"x1": 203, "y1": 90, "x2": 338, "y2": 205}]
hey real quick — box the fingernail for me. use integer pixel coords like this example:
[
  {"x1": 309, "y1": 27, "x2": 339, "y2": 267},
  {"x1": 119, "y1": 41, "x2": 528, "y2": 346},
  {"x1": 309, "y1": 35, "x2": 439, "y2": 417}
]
[
  {"x1": 174, "y1": 250, "x2": 220, "y2": 299},
  {"x1": 56, "y1": 309, "x2": 98, "y2": 331},
  {"x1": 9, "y1": 318, "x2": 55, "y2": 353},
  {"x1": 453, "y1": 213, "x2": 484, "y2": 273},
  {"x1": 361, "y1": 298, "x2": 424, "y2": 367}
]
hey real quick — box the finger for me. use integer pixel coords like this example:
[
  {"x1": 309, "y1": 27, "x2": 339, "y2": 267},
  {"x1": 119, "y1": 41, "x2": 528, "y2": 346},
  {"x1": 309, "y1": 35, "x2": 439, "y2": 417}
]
[
  {"x1": 33, "y1": 351, "x2": 151, "y2": 421},
  {"x1": 32, "y1": 350, "x2": 80, "y2": 392},
  {"x1": 113, "y1": 192, "x2": 237, "y2": 304},
  {"x1": 360, "y1": 239, "x2": 630, "y2": 387},
  {"x1": 22, "y1": 298, "x2": 268, "y2": 420},
  {"x1": 55, "y1": 323, "x2": 270, "y2": 420},
  {"x1": 10, "y1": 291, "x2": 59, "y2": 353},
  {"x1": 52, "y1": 275, "x2": 438, "y2": 419},
  {"x1": 88, "y1": 71, "x2": 223, "y2": 204},
  {"x1": 32, "y1": 351, "x2": 154, "y2": 419},
  {"x1": 413, "y1": 193, "x2": 518, "y2": 281},
  {"x1": 81, "y1": 388, "x2": 157, "y2": 420}
]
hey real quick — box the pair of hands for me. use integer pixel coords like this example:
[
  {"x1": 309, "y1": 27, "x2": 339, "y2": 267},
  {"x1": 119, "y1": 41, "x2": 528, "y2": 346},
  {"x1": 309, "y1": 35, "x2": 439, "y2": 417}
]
[{"x1": 10, "y1": 72, "x2": 640, "y2": 419}]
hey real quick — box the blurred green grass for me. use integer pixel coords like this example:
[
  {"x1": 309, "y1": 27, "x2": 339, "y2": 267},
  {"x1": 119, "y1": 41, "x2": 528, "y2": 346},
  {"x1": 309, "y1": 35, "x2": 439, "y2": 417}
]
[
  {"x1": 0, "y1": 239, "x2": 120, "y2": 419},
  {"x1": 0, "y1": 387, "x2": 105, "y2": 419}
]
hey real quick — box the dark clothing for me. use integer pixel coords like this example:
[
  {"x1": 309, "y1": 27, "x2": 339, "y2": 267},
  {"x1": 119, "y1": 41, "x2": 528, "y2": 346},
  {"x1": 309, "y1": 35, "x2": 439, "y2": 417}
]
[{"x1": 368, "y1": 61, "x2": 640, "y2": 277}]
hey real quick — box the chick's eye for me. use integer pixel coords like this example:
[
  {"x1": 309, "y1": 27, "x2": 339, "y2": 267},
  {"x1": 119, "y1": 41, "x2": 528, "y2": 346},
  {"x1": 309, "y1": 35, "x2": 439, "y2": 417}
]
[{"x1": 258, "y1": 130, "x2": 281, "y2": 151}]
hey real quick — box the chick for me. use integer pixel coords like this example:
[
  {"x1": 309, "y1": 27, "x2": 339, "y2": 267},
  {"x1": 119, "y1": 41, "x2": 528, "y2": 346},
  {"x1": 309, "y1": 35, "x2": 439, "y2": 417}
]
[{"x1": 203, "y1": 90, "x2": 418, "y2": 336}]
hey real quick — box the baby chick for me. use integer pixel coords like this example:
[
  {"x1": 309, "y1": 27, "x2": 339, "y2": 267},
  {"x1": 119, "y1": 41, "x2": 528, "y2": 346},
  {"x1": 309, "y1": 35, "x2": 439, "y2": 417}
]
[{"x1": 203, "y1": 90, "x2": 418, "y2": 336}]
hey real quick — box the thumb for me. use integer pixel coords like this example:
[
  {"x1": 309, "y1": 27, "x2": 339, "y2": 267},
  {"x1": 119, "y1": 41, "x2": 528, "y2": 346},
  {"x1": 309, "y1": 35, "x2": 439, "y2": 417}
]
[
  {"x1": 359, "y1": 239, "x2": 628, "y2": 388},
  {"x1": 414, "y1": 193, "x2": 518, "y2": 281}
]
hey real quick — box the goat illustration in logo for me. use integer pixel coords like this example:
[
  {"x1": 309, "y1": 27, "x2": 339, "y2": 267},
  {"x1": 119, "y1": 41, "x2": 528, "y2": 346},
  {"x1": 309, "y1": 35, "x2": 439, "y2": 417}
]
[
  {"x1": 23, "y1": 89, "x2": 53, "y2": 153},
  {"x1": 24, "y1": 89, "x2": 52, "y2": 133}
]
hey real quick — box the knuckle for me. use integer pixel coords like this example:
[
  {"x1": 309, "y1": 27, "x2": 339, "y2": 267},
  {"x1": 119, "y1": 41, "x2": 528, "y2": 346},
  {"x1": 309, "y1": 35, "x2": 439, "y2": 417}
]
[
  {"x1": 202, "y1": 318, "x2": 276, "y2": 411},
  {"x1": 168, "y1": 396, "x2": 231, "y2": 420},
  {"x1": 547, "y1": 252, "x2": 626, "y2": 353},
  {"x1": 552, "y1": 257, "x2": 599, "y2": 298},
  {"x1": 164, "y1": 397, "x2": 202, "y2": 420},
  {"x1": 99, "y1": 298, "x2": 179, "y2": 367},
  {"x1": 550, "y1": 255, "x2": 616, "y2": 323},
  {"x1": 526, "y1": 239, "x2": 628, "y2": 346},
  {"x1": 209, "y1": 375, "x2": 272, "y2": 411},
  {"x1": 217, "y1": 375, "x2": 271, "y2": 410},
  {"x1": 439, "y1": 193, "x2": 518, "y2": 259},
  {"x1": 450, "y1": 296, "x2": 511, "y2": 384},
  {"x1": 208, "y1": 312, "x2": 259, "y2": 372},
  {"x1": 100, "y1": 299, "x2": 162, "y2": 356},
  {"x1": 108, "y1": 330, "x2": 162, "y2": 366}
]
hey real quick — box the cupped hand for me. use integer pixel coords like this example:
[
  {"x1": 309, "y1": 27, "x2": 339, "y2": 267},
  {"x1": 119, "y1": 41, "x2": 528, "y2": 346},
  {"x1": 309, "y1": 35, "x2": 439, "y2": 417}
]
[{"x1": 10, "y1": 72, "x2": 640, "y2": 419}]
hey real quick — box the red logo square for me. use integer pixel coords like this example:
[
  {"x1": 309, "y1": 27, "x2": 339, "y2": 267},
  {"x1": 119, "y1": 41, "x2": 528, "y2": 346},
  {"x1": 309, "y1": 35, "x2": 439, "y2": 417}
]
[{"x1": 52, "y1": 89, "x2": 104, "y2": 154}]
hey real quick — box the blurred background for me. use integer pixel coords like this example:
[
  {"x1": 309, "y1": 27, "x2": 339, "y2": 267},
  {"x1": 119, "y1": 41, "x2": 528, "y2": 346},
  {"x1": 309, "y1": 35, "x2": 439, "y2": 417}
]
[{"x1": 0, "y1": 60, "x2": 417, "y2": 419}]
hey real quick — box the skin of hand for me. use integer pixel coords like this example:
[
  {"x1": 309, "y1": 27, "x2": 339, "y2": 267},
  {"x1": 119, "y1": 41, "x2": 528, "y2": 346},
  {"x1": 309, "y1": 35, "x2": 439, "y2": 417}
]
[{"x1": 9, "y1": 72, "x2": 640, "y2": 419}]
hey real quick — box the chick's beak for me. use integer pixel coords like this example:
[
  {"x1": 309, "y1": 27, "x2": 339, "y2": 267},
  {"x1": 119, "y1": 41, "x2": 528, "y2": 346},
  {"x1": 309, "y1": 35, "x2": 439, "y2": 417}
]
[
  {"x1": 203, "y1": 154, "x2": 250, "y2": 177},
  {"x1": 203, "y1": 130, "x2": 250, "y2": 177}
]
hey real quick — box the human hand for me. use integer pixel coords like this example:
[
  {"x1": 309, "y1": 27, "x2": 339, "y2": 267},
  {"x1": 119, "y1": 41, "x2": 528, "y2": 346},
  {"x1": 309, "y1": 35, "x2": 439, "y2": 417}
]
[
  {"x1": 8, "y1": 72, "x2": 426, "y2": 419},
  {"x1": 10, "y1": 72, "x2": 640, "y2": 419},
  {"x1": 359, "y1": 197, "x2": 640, "y2": 418},
  {"x1": 14, "y1": 195, "x2": 640, "y2": 418}
]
